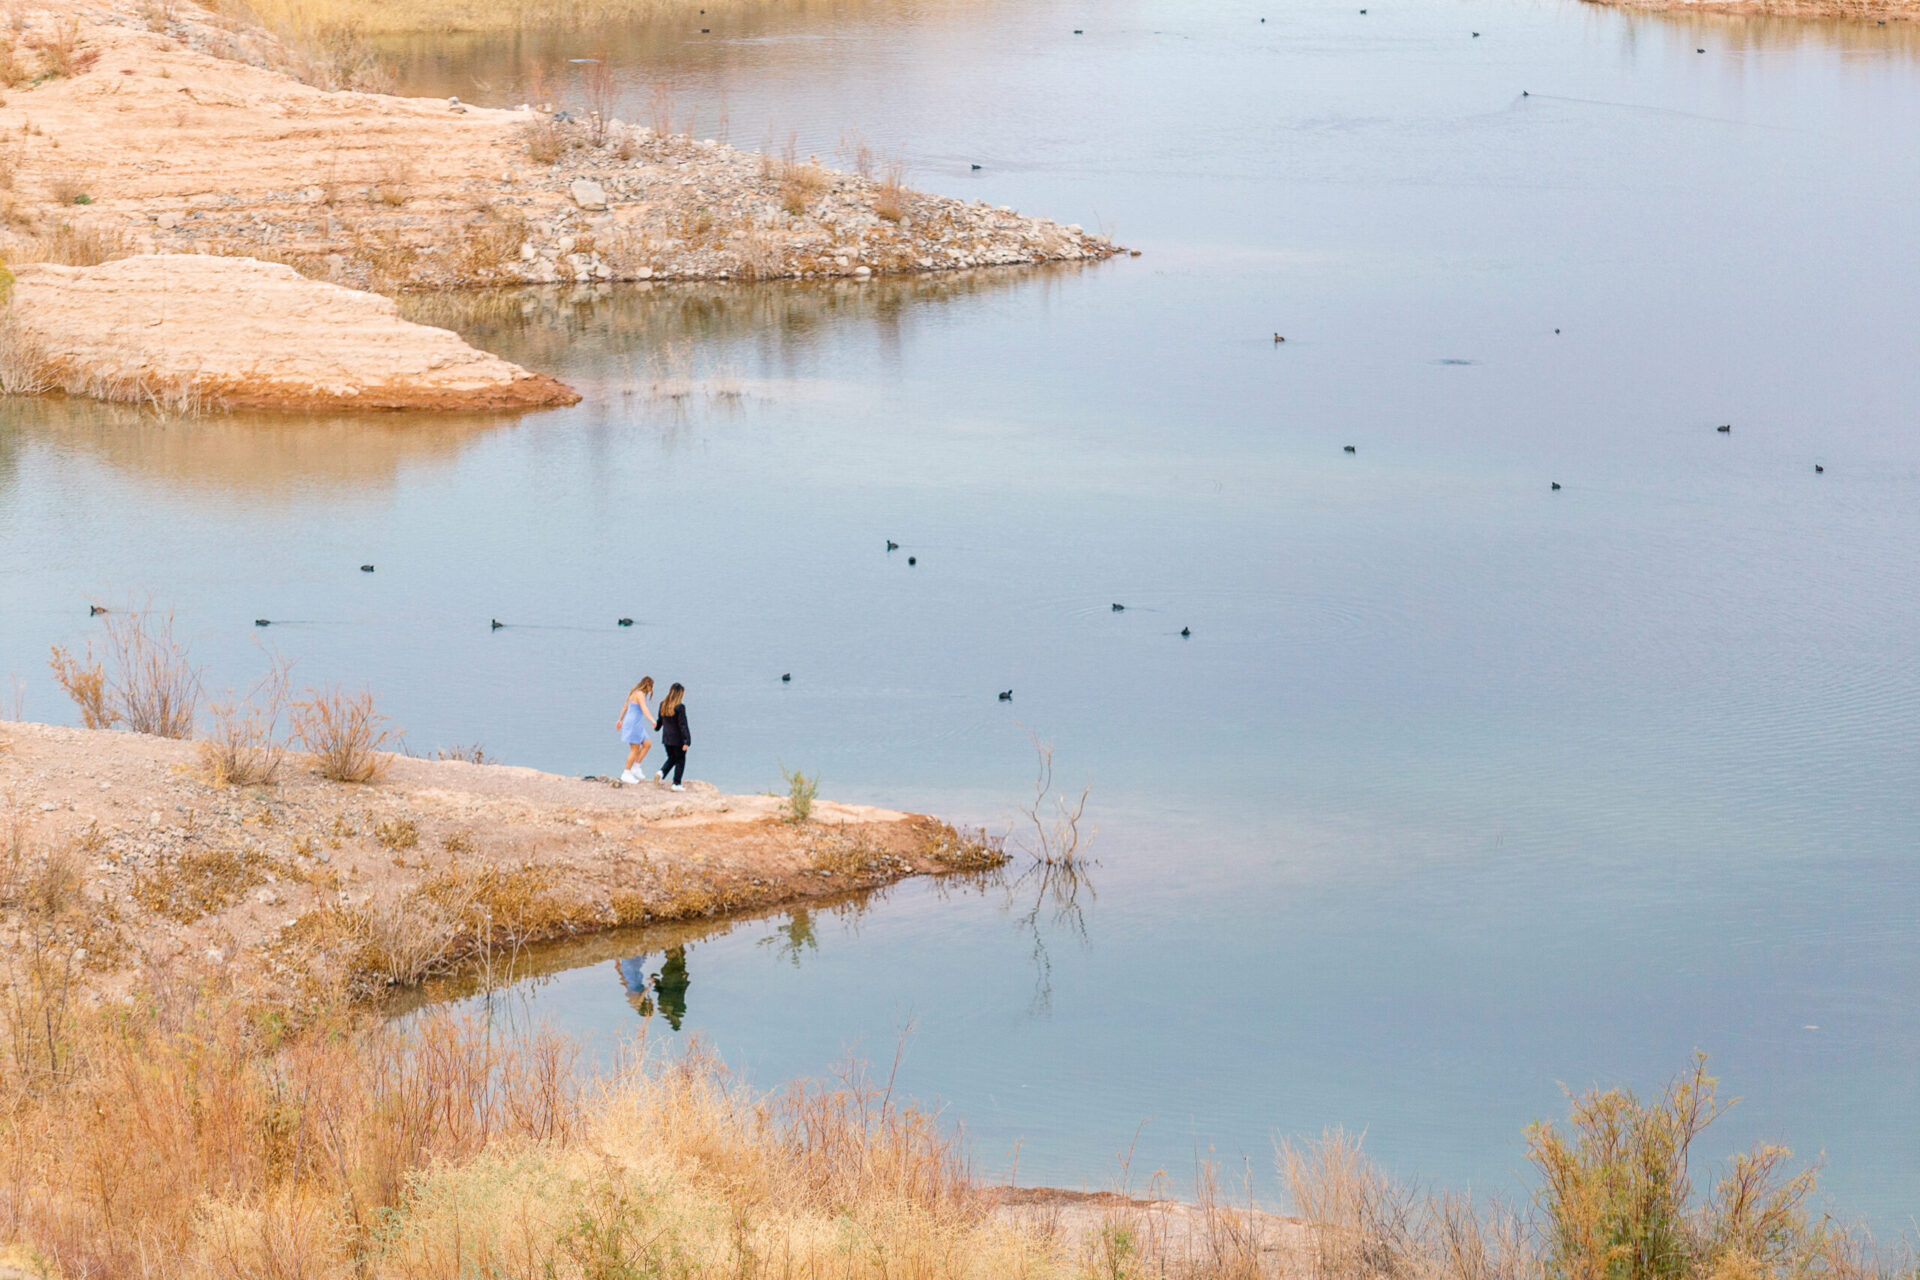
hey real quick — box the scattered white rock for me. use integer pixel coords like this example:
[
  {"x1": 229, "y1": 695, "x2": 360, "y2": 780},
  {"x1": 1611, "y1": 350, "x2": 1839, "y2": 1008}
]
[{"x1": 569, "y1": 178, "x2": 608, "y2": 211}]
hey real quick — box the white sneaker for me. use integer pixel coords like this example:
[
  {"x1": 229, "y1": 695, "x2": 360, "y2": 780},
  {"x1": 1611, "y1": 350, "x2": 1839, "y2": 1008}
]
[
  {"x1": 671, "y1": 783, "x2": 684, "y2": 792},
  {"x1": 621, "y1": 769, "x2": 638, "y2": 784}
]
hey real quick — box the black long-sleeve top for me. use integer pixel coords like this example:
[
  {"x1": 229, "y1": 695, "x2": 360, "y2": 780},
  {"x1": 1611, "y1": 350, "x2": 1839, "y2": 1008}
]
[{"x1": 659, "y1": 704, "x2": 691, "y2": 749}]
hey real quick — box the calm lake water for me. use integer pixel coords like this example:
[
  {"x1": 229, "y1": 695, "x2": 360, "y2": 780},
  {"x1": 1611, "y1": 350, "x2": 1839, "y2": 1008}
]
[{"x1": 6, "y1": 0, "x2": 1920, "y2": 1224}]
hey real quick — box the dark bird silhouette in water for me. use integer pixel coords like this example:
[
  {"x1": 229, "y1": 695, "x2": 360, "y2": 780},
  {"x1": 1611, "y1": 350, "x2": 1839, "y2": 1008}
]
[
  {"x1": 1359, "y1": 8, "x2": 1366, "y2": 12},
  {"x1": 254, "y1": 618, "x2": 271, "y2": 627},
  {"x1": 618, "y1": 617, "x2": 634, "y2": 626},
  {"x1": 781, "y1": 673, "x2": 792, "y2": 683},
  {"x1": 1181, "y1": 626, "x2": 1191, "y2": 637},
  {"x1": 907, "y1": 556, "x2": 917, "y2": 566},
  {"x1": 1523, "y1": 90, "x2": 1529, "y2": 96},
  {"x1": 1554, "y1": 327, "x2": 1560, "y2": 333},
  {"x1": 1815, "y1": 464, "x2": 1825, "y2": 473},
  {"x1": 1344, "y1": 445, "x2": 1356, "y2": 453},
  {"x1": 1073, "y1": 28, "x2": 1083, "y2": 33},
  {"x1": 1472, "y1": 31, "x2": 1480, "y2": 36},
  {"x1": 1551, "y1": 482, "x2": 1562, "y2": 491},
  {"x1": 886, "y1": 540, "x2": 899, "y2": 551},
  {"x1": 998, "y1": 690, "x2": 1013, "y2": 701},
  {"x1": 1273, "y1": 333, "x2": 1285, "y2": 343},
  {"x1": 360, "y1": 564, "x2": 375, "y2": 572},
  {"x1": 970, "y1": 163, "x2": 982, "y2": 171},
  {"x1": 1111, "y1": 603, "x2": 1126, "y2": 612},
  {"x1": 88, "y1": 604, "x2": 107, "y2": 616},
  {"x1": 491, "y1": 619, "x2": 504, "y2": 630},
  {"x1": 1717, "y1": 424, "x2": 1731, "y2": 433},
  {"x1": 1697, "y1": 47, "x2": 1705, "y2": 52}
]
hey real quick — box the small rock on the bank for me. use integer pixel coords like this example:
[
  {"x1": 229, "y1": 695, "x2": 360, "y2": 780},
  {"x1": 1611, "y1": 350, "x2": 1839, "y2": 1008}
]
[{"x1": 570, "y1": 178, "x2": 609, "y2": 211}]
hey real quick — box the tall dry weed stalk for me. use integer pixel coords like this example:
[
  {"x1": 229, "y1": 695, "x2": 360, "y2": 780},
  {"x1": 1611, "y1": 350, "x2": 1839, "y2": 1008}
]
[
  {"x1": 292, "y1": 685, "x2": 392, "y2": 782},
  {"x1": 875, "y1": 161, "x2": 908, "y2": 223}
]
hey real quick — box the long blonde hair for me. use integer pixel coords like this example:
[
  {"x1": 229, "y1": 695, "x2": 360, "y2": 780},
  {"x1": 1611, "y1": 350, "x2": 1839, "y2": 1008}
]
[
  {"x1": 658, "y1": 683, "x2": 684, "y2": 716},
  {"x1": 628, "y1": 677, "x2": 654, "y2": 700}
]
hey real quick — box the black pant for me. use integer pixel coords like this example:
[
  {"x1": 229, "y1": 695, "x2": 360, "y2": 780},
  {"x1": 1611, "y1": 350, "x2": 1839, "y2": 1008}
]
[{"x1": 659, "y1": 745, "x2": 687, "y2": 784}]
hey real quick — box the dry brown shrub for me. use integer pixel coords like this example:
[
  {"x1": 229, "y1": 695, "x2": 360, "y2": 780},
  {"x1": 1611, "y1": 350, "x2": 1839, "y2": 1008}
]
[
  {"x1": 729, "y1": 223, "x2": 779, "y2": 281},
  {"x1": 199, "y1": 653, "x2": 292, "y2": 786},
  {"x1": 30, "y1": 16, "x2": 95, "y2": 79},
  {"x1": 875, "y1": 163, "x2": 908, "y2": 223},
  {"x1": 47, "y1": 643, "x2": 114, "y2": 728},
  {"x1": 48, "y1": 609, "x2": 200, "y2": 736},
  {"x1": 451, "y1": 204, "x2": 527, "y2": 277},
  {"x1": 103, "y1": 607, "x2": 200, "y2": 737},
  {"x1": 521, "y1": 113, "x2": 569, "y2": 164},
  {"x1": 0, "y1": 833, "x2": 95, "y2": 1088},
  {"x1": 368, "y1": 147, "x2": 413, "y2": 206},
  {"x1": 0, "y1": 37, "x2": 29, "y2": 88},
  {"x1": 46, "y1": 171, "x2": 85, "y2": 205},
  {"x1": 440, "y1": 829, "x2": 473, "y2": 853},
  {"x1": 432, "y1": 743, "x2": 486, "y2": 764},
  {"x1": 292, "y1": 686, "x2": 391, "y2": 783}
]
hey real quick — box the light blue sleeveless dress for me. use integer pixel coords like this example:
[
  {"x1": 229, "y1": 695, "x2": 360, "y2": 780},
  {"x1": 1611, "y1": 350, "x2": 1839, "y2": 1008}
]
[{"x1": 621, "y1": 699, "x2": 655, "y2": 746}]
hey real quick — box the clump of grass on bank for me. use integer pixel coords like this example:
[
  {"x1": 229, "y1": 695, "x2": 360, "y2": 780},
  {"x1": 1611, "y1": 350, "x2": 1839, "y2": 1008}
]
[{"x1": 293, "y1": 684, "x2": 392, "y2": 782}]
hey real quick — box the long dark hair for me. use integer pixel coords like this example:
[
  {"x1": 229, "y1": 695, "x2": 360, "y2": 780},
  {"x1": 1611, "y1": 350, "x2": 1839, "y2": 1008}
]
[{"x1": 658, "y1": 682, "x2": 685, "y2": 716}]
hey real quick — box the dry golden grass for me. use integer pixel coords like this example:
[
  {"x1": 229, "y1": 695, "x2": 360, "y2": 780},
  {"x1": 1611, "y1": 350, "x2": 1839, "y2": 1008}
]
[
  {"x1": 9, "y1": 218, "x2": 134, "y2": 266},
  {"x1": 130, "y1": 843, "x2": 271, "y2": 922},
  {"x1": 292, "y1": 685, "x2": 392, "y2": 782},
  {"x1": 373, "y1": 817, "x2": 418, "y2": 850},
  {"x1": 875, "y1": 162, "x2": 909, "y2": 223}
]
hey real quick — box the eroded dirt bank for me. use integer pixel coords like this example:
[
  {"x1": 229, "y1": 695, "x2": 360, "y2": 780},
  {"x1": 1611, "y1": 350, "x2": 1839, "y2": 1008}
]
[
  {"x1": 8, "y1": 255, "x2": 581, "y2": 409},
  {"x1": 0, "y1": 720, "x2": 996, "y2": 1018},
  {"x1": 0, "y1": 0, "x2": 1122, "y2": 291}
]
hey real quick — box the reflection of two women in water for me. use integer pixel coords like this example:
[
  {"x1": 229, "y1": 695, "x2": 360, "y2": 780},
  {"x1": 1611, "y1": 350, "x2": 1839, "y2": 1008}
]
[{"x1": 616, "y1": 945, "x2": 691, "y2": 1029}]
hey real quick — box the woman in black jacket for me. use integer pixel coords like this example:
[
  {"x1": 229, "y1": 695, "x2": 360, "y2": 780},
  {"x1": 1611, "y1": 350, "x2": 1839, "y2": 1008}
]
[{"x1": 654, "y1": 682, "x2": 691, "y2": 790}]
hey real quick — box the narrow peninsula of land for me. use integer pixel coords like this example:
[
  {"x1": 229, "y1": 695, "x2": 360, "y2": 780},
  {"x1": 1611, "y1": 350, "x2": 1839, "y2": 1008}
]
[{"x1": 0, "y1": 719, "x2": 996, "y2": 1018}]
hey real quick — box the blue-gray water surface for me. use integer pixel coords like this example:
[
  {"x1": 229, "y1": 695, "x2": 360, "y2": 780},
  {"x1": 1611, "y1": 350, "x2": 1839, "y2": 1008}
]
[{"x1": 4, "y1": 0, "x2": 1918, "y2": 1225}]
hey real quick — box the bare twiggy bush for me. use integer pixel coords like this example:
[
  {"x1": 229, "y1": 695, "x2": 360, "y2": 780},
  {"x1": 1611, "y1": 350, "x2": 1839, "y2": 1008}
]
[
  {"x1": 102, "y1": 607, "x2": 200, "y2": 737},
  {"x1": 198, "y1": 652, "x2": 292, "y2": 786},
  {"x1": 580, "y1": 56, "x2": 615, "y2": 146},
  {"x1": 432, "y1": 743, "x2": 487, "y2": 764},
  {"x1": 1019, "y1": 732, "x2": 1092, "y2": 866},
  {"x1": 647, "y1": 82, "x2": 677, "y2": 138},
  {"x1": 730, "y1": 222, "x2": 780, "y2": 280},
  {"x1": 292, "y1": 685, "x2": 392, "y2": 782}
]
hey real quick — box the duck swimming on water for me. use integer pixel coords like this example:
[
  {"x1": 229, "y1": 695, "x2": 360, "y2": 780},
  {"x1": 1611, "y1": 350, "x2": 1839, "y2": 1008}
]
[{"x1": 491, "y1": 619, "x2": 504, "y2": 630}]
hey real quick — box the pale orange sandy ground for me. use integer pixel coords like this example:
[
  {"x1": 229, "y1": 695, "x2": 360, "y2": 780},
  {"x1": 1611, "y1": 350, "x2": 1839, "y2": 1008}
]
[
  {"x1": 0, "y1": 719, "x2": 987, "y2": 1015},
  {"x1": 8, "y1": 255, "x2": 581, "y2": 409}
]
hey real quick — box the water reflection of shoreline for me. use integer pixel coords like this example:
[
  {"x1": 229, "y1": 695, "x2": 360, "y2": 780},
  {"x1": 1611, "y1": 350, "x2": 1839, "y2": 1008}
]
[{"x1": 3, "y1": 399, "x2": 513, "y2": 501}]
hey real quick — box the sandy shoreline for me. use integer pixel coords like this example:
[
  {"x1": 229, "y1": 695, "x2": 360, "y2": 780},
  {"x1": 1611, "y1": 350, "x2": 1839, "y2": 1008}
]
[{"x1": 0, "y1": 718, "x2": 998, "y2": 1018}]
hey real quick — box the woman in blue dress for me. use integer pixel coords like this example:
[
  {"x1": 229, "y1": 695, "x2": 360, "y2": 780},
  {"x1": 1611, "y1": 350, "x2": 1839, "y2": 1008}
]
[{"x1": 617, "y1": 677, "x2": 656, "y2": 784}]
